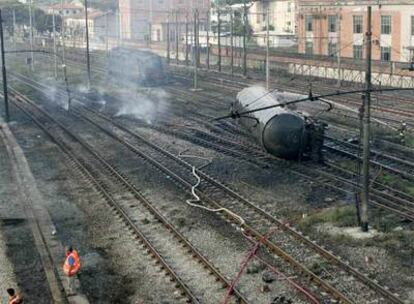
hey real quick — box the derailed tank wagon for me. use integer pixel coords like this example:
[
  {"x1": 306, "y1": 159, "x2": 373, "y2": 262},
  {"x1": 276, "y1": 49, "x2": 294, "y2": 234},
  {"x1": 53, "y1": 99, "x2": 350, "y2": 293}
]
[{"x1": 233, "y1": 86, "x2": 326, "y2": 161}]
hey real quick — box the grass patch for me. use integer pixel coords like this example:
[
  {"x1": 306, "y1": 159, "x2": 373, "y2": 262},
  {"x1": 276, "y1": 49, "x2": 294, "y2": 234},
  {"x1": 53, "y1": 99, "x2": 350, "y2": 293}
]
[
  {"x1": 380, "y1": 172, "x2": 414, "y2": 197},
  {"x1": 298, "y1": 205, "x2": 358, "y2": 232}
]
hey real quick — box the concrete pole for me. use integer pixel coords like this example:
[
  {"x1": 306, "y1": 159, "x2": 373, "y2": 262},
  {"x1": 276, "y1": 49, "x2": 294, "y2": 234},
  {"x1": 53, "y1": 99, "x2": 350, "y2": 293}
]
[
  {"x1": 243, "y1": 0, "x2": 247, "y2": 77},
  {"x1": 217, "y1": 10, "x2": 221, "y2": 72},
  {"x1": 206, "y1": 11, "x2": 210, "y2": 69},
  {"x1": 336, "y1": 12, "x2": 341, "y2": 87},
  {"x1": 266, "y1": 7, "x2": 270, "y2": 90},
  {"x1": 105, "y1": 13, "x2": 109, "y2": 56},
  {"x1": 193, "y1": 9, "x2": 198, "y2": 90},
  {"x1": 167, "y1": 13, "x2": 170, "y2": 64},
  {"x1": 175, "y1": 10, "x2": 179, "y2": 64},
  {"x1": 360, "y1": 6, "x2": 372, "y2": 232},
  {"x1": 52, "y1": 10, "x2": 58, "y2": 79},
  {"x1": 149, "y1": 0, "x2": 153, "y2": 45},
  {"x1": 196, "y1": 10, "x2": 200, "y2": 67},
  {"x1": 84, "y1": 0, "x2": 91, "y2": 89},
  {"x1": 116, "y1": 9, "x2": 120, "y2": 47},
  {"x1": 185, "y1": 13, "x2": 189, "y2": 66},
  {"x1": 0, "y1": 9, "x2": 10, "y2": 122},
  {"x1": 230, "y1": 9, "x2": 234, "y2": 76},
  {"x1": 12, "y1": 9, "x2": 16, "y2": 48},
  {"x1": 29, "y1": 0, "x2": 34, "y2": 71},
  {"x1": 61, "y1": 0, "x2": 66, "y2": 62}
]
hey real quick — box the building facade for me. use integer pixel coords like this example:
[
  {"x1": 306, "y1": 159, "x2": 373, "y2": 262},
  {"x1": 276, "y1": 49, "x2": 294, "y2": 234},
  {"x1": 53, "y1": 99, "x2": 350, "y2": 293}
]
[
  {"x1": 249, "y1": 0, "x2": 296, "y2": 34},
  {"x1": 297, "y1": 0, "x2": 414, "y2": 63},
  {"x1": 47, "y1": 3, "x2": 84, "y2": 17},
  {"x1": 119, "y1": 0, "x2": 211, "y2": 41}
]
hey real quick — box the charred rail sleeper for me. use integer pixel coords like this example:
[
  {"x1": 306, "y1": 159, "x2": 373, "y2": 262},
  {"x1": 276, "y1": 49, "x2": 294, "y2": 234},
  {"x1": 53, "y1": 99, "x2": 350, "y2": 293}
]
[
  {"x1": 9, "y1": 92, "x2": 249, "y2": 304},
  {"x1": 71, "y1": 104, "x2": 403, "y2": 304}
]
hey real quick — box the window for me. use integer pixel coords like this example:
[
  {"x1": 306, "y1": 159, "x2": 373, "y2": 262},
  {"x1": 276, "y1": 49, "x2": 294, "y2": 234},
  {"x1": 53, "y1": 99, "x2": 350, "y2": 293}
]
[
  {"x1": 381, "y1": 15, "x2": 391, "y2": 34},
  {"x1": 287, "y1": 2, "x2": 292, "y2": 13},
  {"x1": 381, "y1": 46, "x2": 391, "y2": 61},
  {"x1": 305, "y1": 41, "x2": 313, "y2": 54},
  {"x1": 328, "y1": 15, "x2": 337, "y2": 33},
  {"x1": 353, "y1": 15, "x2": 363, "y2": 34},
  {"x1": 305, "y1": 15, "x2": 313, "y2": 32},
  {"x1": 411, "y1": 16, "x2": 414, "y2": 35},
  {"x1": 328, "y1": 42, "x2": 337, "y2": 57},
  {"x1": 353, "y1": 45, "x2": 363, "y2": 59}
]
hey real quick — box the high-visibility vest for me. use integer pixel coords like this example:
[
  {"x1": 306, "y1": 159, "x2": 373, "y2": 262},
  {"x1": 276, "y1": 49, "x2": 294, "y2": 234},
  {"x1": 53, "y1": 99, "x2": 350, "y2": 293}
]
[
  {"x1": 63, "y1": 250, "x2": 81, "y2": 276},
  {"x1": 8, "y1": 294, "x2": 23, "y2": 304}
]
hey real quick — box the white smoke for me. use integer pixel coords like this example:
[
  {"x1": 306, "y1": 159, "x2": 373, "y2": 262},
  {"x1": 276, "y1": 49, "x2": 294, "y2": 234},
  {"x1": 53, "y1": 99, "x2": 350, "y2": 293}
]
[{"x1": 114, "y1": 88, "x2": 169, "y2": 124}]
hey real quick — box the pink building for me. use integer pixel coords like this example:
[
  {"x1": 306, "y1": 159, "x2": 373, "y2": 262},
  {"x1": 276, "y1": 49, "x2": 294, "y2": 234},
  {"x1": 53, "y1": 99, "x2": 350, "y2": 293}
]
[
  {"x1": 119, "y1": 0, "x2": 210, "y2": 41},
  {"x1": 297, "y1": 0, "x2": 414, "y2": 63}
]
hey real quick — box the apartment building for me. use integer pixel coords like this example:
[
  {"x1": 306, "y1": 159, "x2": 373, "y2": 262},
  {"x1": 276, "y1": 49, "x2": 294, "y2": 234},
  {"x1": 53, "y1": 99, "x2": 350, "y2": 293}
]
[
  {"x1": 249, "y1": 0, "x2": 296, "y2": 34},
  {"x1": 119, "y1": 0, "x2": 210, "y2": 41},
  {"x1": 47, "y1": 3, "x2": 84, "y2": 17},
  {"x1": 297, "y1": 0, "x2": 414, "y2": 63}
]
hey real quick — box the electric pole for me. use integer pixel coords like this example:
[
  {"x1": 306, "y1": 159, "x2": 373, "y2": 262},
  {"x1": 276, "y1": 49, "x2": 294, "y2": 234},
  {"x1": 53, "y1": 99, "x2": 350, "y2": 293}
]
[
  {"x1": 52, "y1": 10, "x2": 58, "y2": 79},
  {"x1": 206, "y1": 11, "x2": 210, "y2": 69},
  {"x1": 29, "y1": 0, "x2": 34, "y2": 71},
  {"x1": 61, "y1": 0, "x2": 66, "y2": 63},
  {"x1": 167, "y1": 13, "x2": 170, "y2": 64},
  {"x1": 105, "y1": 12, "x2": 109, "y2": 56},
  {"x1": 266, "y1": 7, "x2": 270, "y2": 90},
  {"x1": 243, "y1": 0, "x2": 247, "y2": 77},
  {"x1": 12, "y1": 9, "x2": 16, "y2": 48},
  {"x1": 230, "y1": 9, "x2": 234, "y2": 76},
  {"x1": 175, "y1": 10, "x2": 179, "y2": 64},
  {"x1": 217, "y1": 10, "x2": 221, "y2": 72},
  {"x1": 0, "y1": 10, "x2": 9, "y2": 123},
  {"x1": 360, "y1": 6, "x2": 372, "y2": 232},
  {"x1": 84, "y1": 0, "x2": 91, "y2": 89},
  {"x1": 185, "y1": 13, "x2": 189, "y2": 66},
  {"x1": 193, "y1": 9, "x2": 199, "y2": 90},
  {"x1": 336, "y1": 12, "x2": 342, "y2": 87}
]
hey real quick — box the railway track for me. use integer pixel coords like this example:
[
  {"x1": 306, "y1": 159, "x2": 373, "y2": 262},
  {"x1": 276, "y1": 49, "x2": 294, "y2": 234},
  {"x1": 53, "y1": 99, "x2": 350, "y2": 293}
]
[
  {"x1": 9, "y1": 90, "x2": 250, "y2": 304},
  {"x1": 6, "y1": 67, "x2": 411, "y2": 303},
  {"x1": 8, "y1": 71, "x2": 414, "y2": 222},
  {"x1": 170, "y1": 68, "x2": 414, "y2": 130},
  {"x1": 68, "y1": 102, "x2": 406, "y2": 303}
]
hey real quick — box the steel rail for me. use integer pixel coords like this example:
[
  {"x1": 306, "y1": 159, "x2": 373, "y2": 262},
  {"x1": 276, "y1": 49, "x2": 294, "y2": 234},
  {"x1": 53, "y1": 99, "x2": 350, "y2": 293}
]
[
  {"x1": 9, "y1": 93, "x2": 249, "y2": 304},
  {"x1": 6, "y1": 69, "x2": 405, "y2": 303},
  {"x1": 75, "y1": 104, "x2": 404, "y2": 304}
]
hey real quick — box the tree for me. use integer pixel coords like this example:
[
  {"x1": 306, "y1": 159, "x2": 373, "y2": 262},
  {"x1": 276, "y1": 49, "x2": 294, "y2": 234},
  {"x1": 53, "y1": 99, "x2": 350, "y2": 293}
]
[
  {"x1": 214, "y1": 0, "x2": 246, "y2": 6},
  {"x1": 1, "y1": 3, "x2": 62, "y2": 34},
  {"x1": 88, "y1": 0, "x2": 117, "y2": 11}
]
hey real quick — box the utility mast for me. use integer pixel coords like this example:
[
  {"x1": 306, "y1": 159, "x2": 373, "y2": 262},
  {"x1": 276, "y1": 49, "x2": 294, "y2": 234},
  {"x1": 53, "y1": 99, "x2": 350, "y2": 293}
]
[
  {"x1": 29, "y1": 0, "x2": 34, "y2": 71},
  {"x1": 0, "y1": 9, "x2": 9, "y2": 122},
  {"x1": 360, "y1": 6, "x2": 372, "y2": 232},
  {"x1": 84, "y1": 0, "x2": 91, "y2": 89}
]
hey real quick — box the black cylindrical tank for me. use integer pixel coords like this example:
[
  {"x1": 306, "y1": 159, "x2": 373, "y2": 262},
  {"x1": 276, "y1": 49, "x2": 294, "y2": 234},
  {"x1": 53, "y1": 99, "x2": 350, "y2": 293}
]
[{"x1": 235, "y1": 86, "x2": 308, "y2": 159}]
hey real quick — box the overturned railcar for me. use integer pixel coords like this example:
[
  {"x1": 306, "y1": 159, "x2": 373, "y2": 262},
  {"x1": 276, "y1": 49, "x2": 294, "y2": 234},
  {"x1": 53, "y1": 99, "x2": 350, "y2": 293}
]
[{"x1": 233, "y1": 86, "x2": 325, "y2": 161}]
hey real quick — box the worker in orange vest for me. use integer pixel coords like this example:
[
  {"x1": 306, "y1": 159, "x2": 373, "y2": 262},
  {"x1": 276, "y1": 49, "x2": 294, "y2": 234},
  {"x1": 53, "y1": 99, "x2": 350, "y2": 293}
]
[
  {"x1": 6, "y1": 288, "x2": 23, "y2": 304},
  {"x1": 63, "y1": 246, "x2": 81, "y2": 295}
]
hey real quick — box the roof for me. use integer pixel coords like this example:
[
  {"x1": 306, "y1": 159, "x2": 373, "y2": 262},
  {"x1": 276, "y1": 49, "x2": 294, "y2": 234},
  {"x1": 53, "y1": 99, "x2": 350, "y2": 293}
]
[
  {"x1": 66, "y1": 10, "x2": 107, "y2": 20},
  {"x1": 49, "y1": 3, "x2": 83, "y2": 10}
]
